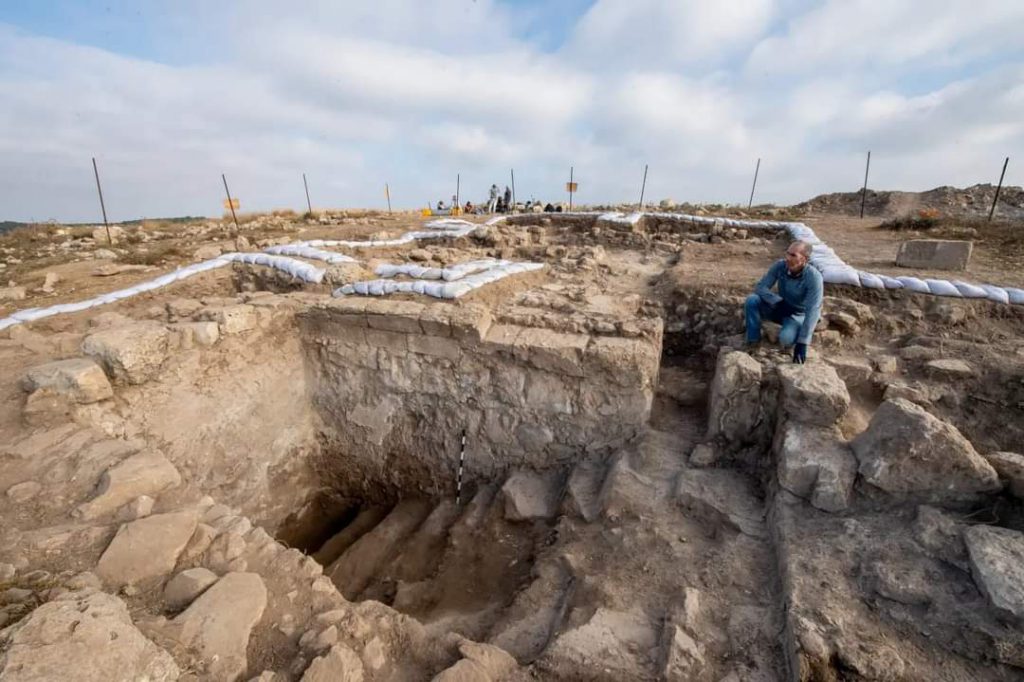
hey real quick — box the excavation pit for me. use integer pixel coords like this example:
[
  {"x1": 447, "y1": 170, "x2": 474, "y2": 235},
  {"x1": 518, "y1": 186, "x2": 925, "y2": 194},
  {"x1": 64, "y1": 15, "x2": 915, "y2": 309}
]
[{"x1": 4, "y1": 209, "x2": 1024, "y2": 680}]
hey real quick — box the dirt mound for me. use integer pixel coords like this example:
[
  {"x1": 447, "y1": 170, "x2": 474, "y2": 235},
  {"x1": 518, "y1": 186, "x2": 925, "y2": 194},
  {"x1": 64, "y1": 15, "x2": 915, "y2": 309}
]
[{"x1": 797, "y1": 183, "x2": 1024, "y2": 219}]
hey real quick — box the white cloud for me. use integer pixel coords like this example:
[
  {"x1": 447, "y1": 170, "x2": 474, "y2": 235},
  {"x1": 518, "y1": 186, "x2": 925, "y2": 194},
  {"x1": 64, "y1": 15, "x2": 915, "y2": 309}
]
[{"x1": 0, "y1": 0, "x2": 1022, "y2": 221}]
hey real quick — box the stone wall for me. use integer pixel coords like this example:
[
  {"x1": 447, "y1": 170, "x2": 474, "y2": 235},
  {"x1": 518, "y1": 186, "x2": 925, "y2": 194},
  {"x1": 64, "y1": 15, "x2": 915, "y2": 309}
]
[{"x1": 299, "y1": 297, "x2": 662, "y2": 496}]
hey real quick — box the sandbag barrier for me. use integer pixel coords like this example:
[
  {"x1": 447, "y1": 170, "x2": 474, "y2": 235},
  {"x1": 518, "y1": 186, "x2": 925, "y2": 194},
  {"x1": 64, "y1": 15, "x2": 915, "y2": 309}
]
[
  {"x1": 488, "y1": 212, "x2": 1024, "y2": 305},
  {"x1": 334, "y1": 260, "x2": 545, "y2": 299}
]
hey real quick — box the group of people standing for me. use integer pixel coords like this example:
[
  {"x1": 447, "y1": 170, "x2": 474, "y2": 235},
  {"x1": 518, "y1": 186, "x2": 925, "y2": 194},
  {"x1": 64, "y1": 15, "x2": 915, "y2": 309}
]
[{"x1": 486, "y1": 184, "x2": 513, "y2": 214}]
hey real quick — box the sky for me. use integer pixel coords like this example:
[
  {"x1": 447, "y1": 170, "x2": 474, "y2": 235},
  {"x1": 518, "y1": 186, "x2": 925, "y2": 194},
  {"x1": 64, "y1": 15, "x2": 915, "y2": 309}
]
[{"x1": 0, "y1": 0, "x2": 1022, "y2": 222}]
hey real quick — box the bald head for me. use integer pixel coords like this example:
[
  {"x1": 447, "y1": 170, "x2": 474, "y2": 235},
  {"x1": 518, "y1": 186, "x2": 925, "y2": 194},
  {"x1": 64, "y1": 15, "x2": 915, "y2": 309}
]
[{"x1": 784, "y1": 240, "x2": 812, "y2": 273}]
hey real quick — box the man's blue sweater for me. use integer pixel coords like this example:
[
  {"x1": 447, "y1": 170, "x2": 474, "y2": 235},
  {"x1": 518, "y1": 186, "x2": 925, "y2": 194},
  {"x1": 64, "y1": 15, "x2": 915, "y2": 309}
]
[{"x1": 755, "y1": 260, "x2": 823, "y2": 345}]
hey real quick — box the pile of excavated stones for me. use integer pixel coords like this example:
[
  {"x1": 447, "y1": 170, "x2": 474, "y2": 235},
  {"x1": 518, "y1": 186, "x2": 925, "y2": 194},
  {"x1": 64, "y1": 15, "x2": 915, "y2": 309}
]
[{"x1": 702, "y1": 347, "x2": 1024, "y2": 677}]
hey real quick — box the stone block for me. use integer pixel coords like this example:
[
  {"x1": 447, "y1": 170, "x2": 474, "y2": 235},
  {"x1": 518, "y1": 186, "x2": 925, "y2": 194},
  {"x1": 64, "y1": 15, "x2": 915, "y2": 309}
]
[
  {"x1": 0, "y1": 286, "x2": 26, "y2": 301},
  {"x1": 365, "y1": 299, "x2": 425, "y2": 334},
  {"x1": 407, "y1": 333, "x2": 461, "y2": 361},
  {"x1": 777, "y1": 363, "x2": 850, "y2": 426},
  {"x1": 164, "y1": 567, "x2": 219, "y2": 610},
  {"x1": 501, "y1": 470, "x2": 562, "y2": 521},
  {"x1": 514, "y1": 328, "x2": 589, "y2": 377},
  {"x1": 81, "y1": 322, "x2": 169, "y2": 385},
  {"x1": 448, "y1": 304, "x2": 492, "y2": 345},
  {"x1": 825, "y1": 356, "x2": 873, "y2": 386},
  {"x1": 774, "y1": 422, "x2": 856, "y2": 512},
  {"x1": 479, "y1": 324, "x2": 524, "y2": 356},
  {"x1": 707, "y1": 351, "x2": 763, "y2": 444},
  {"x1": 364, "y1": 328, "x2": 408, "y2": 353},
  {"x1": 187, "y1": 321, "x2": 220, "y2": 347},
  {"x1": 896, "y1": 239, "x2": 972, "y2": 270},
  {"x1": 984, "y1": 452, "x2": 1024, "y2": 499},
  {"x1": 22, "y1": 357, "x2": 113, "y2": 404},
  {"x1": 418, "y1": 305, "x2": 452, "y2": 337},
  {"x1": 924, "y1": 358, "x2": 975, "y2": 380},
  {"x1": 210, "y1": 304, "x2": 257, "y2": 334},
  {"x1": 76, "y1": 449, "x2": 181, "y2": 520},
  {"x1": 584, "y1": 336, "x2": 659, "y2": 390},
  {"x1": 96, "y1": 511, "x2": 198, "y2": 586},
  {"x1": 851, "y1": 398, "x2": 1000, "y2": 501},
  {"x1": 965, "y1": 525, "x2": 1024, "y2": 619}
]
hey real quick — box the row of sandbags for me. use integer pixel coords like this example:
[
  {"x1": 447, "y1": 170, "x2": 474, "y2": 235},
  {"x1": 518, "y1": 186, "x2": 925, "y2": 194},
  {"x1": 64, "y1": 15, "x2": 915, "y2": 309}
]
[{"x1": 335, "y1": 261, "x2": 544, "y2": 300}]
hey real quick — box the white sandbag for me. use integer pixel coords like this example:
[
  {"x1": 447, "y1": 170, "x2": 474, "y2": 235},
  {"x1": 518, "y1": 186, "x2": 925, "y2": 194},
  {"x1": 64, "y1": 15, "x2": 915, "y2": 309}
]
[
  {"x1": 896, "y1": 277, "x2": 930, "y2": 293},
  {"x1": 1006, "y1": 288, "x2": 1024, "y2": 305},
  {"x1": 980, "y1": 285, "x2": 1010, "y2": 304},
  {"x1": 858, "y1": 271, "x2": 886, "y2": 289},
  {"x1": 0, "y1": 317, "x2": 21, "y2": 331},
  {"x1": 264, "y1": 245, "x2": 356, "y2": 264},
  {"x1": 877, "y1": 275, "x2": 904, "y2": 289},
  {"x1": 820, "y1": 267, "x2": 861, "y2": 287},
  {"x1": 924, "y1": 279, "x2": 961, "y2": 297},
  {"x1": 952, "y1": 281, "x2": 988, "y2": 299}
]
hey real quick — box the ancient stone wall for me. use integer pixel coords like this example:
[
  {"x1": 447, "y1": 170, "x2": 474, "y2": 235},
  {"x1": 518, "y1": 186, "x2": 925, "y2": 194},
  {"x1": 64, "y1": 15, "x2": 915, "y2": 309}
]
[{"x1": 299, "y1": 297, "x2": 662, "y2": 496}]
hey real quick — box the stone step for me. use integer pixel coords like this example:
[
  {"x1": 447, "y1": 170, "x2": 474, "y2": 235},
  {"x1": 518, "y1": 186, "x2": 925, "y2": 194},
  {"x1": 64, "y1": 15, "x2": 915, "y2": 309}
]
[
  {"x1": 487, "y1": 555, "x2": 575, "y2": 663},
  {"x1": 326, "y1": 499, "x2": 434, "y2": 599},
  {"x1": 311, "y1": 505, "x2": 390, "y2": 567}
]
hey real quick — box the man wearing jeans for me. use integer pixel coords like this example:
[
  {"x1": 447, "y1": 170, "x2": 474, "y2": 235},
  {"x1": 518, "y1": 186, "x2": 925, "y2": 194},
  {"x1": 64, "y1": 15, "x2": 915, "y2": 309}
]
[{"x1": 744, "y1": 240, "x2": 823, "y2": 364}]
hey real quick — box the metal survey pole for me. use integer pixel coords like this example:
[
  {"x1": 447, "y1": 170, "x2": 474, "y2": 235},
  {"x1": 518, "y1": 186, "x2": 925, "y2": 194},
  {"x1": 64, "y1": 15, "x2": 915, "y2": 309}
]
[
  {"x1": 510, "y1": 169, "x2": 516, "y2": 212},
  {"x1": 385, "y1": 183, "x2": 392, "y2": 214},
  {"x1": 222, "y1": 174, "x2": 239, "y2": 233},
  {"x1": 990, "y1": 157, "x2": 1009, "y2": 222},
  {"x1": 456, "y1": 429, "x2": 467, "y2": 505},
  {"x1": 456, "y1": 174, "x2": 460, "y2": 210},
  {"x1": 638, "y1": 164, "x2": 648, "y2": 211},
  {"x1": 302, "y1": 173, "x2": 312, "y2": 214},
  {"x1": 748, "y1": 158, "x2": 761, "y2": 209},
  {"x1": 91, "y1": 157, "x2": 112, "y2": 245},
  {"x1": 569, "y1": 166, "x2": 574, "y2": 212},
  {"x1": 859, "y1": 151, "x2": 871, "y2": 219}
]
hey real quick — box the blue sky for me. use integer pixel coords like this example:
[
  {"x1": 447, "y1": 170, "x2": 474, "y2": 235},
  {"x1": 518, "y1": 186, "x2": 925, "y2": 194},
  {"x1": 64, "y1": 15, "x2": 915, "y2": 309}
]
[{"x1": 0, "y1": 0, "x2": 1021, "y2": 222}]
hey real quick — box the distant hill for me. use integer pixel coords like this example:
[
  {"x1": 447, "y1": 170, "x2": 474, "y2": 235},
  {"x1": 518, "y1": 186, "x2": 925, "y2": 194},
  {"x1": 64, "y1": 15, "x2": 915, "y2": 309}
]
[
  {"x1": 796, "y1": 184, "x2": 1024, "y2": 219},
  {"x1": 0, "y1": 216, "x2": 207, "y2": 236}
]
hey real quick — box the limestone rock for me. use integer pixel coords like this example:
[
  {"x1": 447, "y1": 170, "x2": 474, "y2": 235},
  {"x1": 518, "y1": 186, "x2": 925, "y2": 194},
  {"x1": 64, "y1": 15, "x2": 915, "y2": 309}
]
[
  {"x1": 76, "y1": 449, "x2": 181, "y2": 520},
  {"x1": 185, "y1": 321, "x2": 220, "y2": 346},
  {"x1": 116, "y1": 495, "x2": 155, "y2": 522},
  {"x1": 707, "y1": 351, "x2": 763, "y2": 445},
  {"x1": 984, "y1": 452, "x2": 1024, "y2": 499},
  {"x1": 194, "y1": 244, "x2": 223, "y2": 259},
  {"x1": 458, "y1": 641, "x2": 516, "y2": 678},
  {"x1": 301, "y1": 642, "x2": 364, "y2": 682},
  {"x1": 0, "y1": 589, "x2": 178, "y2": 681},
  {"x1": 548, "y1": 608, "x2": 658, "y2": 679},
  {"x1": 81, "y1": 321, "x2": 169, "y2": 385},
  {"x1": 661, "y1": 625, "x2": 706, "y2": 680},
  {"x1": 167, "y1": 572, "x2": 268, "y2": 682},
  {"x1": 92, "y1": 225, "x2": 125, "y2": 244},
  {"x1": 965, "y1": 525, "x2": 1024, "y2": 619},
  {"x1": 164, "y1": 567, "x2": 218, "y2": 610},
  {"x1": 96, "y1": 511, "x2": 198, "y2": 586},
  {"x1": 825, "y1": 356, "x2": 873, "y2": 386},
  {"x1": 689, "y1": 442, "x2": 718, "y2": 467},
  {"x1": 851, "y1": 398, "x2": 1000, "y2": 501},
  {"x1": 5, "y1": 481, "x2": 42, "y2": 503},
  {"x1": 774, "y1": 423, "x2": 856, "y2": 512},
  {"x1": 501, "y1": 470, "x2": 562, "y2": 521},
  {"x1": 0, "y1": 286, "x2": 26, "y2": 301},
  {"x1": 676, "y1": 469, "x2": 764, "y2": 538},
  {"x1": 924, "y1": 359, "x2": 975, "y2": 380},
  {"x1": 777, "y1": 363, "x2": 850, "y2": 426},
  {"x1": 21, "y1": 358, "x2": 113, "y2": 404}
]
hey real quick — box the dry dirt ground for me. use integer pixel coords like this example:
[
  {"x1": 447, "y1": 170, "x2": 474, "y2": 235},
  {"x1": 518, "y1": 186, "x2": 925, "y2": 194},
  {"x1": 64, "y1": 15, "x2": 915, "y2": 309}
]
[{"x1": 2, "y1": 206, "x2": 1024, "y2": 681}]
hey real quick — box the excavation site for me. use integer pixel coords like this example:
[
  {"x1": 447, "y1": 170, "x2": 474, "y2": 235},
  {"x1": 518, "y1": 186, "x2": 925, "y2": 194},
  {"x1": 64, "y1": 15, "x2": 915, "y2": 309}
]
[{"x1": 3, "y1": 201, "x2": 1024, "y2": 681}]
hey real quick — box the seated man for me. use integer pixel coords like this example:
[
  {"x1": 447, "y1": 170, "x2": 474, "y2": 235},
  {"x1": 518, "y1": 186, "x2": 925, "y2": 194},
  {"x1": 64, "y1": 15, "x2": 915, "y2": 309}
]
[{"x1": 744, "y1": 240, "x2": 822, "y2": 364}]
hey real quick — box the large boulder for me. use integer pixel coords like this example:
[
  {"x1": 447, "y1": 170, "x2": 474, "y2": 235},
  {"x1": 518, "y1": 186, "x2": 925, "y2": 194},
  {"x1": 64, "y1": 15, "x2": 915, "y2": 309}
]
[
  {"x1": 164, "y1": 572, "x2": 268, "y2": 682},
  {"x1": 96, "y1": 511, "x2": 198, "y2": 586},
  {"x1": 965, "y1": 525, "x2": 1024, "y2": 619},
  {"x1": 0, "y1": 589, "x2": 178, "y2": 681},
  {"x1": 81, "y1": 321, "x2": 169, "y2": 385},
  {"x1": 777, "y1": 363, "x2": 850, "y2": 426},
  {"x1": 851, "y1": 398, "x2": 1000, "y2": 501},
  {"x1": 76, "y1": 449, "x2": 181, "y2": 520},
  {"x1": 707, "y1": 351, "x2": 763, "y2": 445},
  {"x1": 21, "y1": 358, "x2": 113, "y2": 404},
  {"x1": 302, "y1": 642, "x2": 364, "y2": 682},
  {"x1": 984, "y1": 452, "x2": 1024, "y2": 499}
]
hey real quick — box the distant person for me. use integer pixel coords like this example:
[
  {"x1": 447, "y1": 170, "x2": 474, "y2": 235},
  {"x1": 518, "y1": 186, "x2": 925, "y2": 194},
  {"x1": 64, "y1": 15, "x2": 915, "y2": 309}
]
[
  {"x1": 744, "y1": 240, "x2": 822, "y2": 364},
  {"x1": 503, "y1": 186, "x2": 512, "y2": 209},
  {"x1": 555, "y1": 205, "x2": 563, "y2": 213},
  {"x1": 544, "y1": 202, "x2": 555, "y2": 212},
  {"x1": 488, "y1": 184, "x2": 499, "y2": 213},
  {"x1": 464, "y1": 201, "x2": 474, "y2": 214},
  {"x1": 436, "y1": 200, "x2": 446, "y2": 211},
  {"x1": 525, "y1": 200, "x2": 532, "y2": 211}
]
